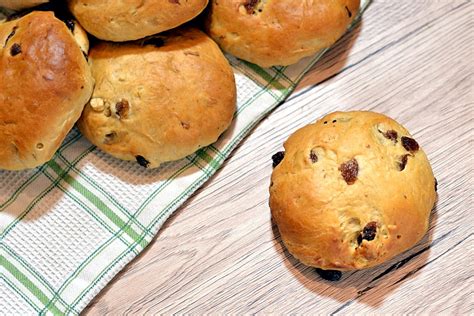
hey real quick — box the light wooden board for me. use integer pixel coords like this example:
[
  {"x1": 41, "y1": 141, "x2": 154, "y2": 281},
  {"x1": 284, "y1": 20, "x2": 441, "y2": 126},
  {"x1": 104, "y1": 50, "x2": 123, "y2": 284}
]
[{"x1": 84, "y1": 1, "x2": 473, "y2": 314}]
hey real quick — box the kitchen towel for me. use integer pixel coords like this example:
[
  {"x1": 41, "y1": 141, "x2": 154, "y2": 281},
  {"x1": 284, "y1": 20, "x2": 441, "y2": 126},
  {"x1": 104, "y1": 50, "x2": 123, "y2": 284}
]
[{"x1": 0, "y1": 1, "x2": 370, "y2": 314}]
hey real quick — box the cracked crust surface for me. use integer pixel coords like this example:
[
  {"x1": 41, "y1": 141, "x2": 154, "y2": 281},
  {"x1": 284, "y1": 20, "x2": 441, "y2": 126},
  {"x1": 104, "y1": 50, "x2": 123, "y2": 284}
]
[
  {"x1": 77, "y1": 28, "x2": 236, "y2": 169},
  {"x1": 269, "y1": 111, "x2": 437, "y2": 270},
  {"x1": 0, "y1": 11, "x2": 93, "y2": 170},
  {"x1": 205, "y1": 0, "x2": 360, "y2": 67},
  {"x1": 68, "y1": 0, "x2": 209, "y2": 41}
]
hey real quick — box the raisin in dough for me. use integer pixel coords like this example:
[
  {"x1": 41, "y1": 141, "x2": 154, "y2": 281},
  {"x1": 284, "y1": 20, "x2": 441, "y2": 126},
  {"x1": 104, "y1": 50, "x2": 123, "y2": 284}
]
[
  {"x1": 205, "y1": 0, "x2": 360, "y2": 67},
  {"x1": 0, "y1": 0, "x2": 48, "y2": 10},
  {"x1": 68, "y1": 0, "x2": 208, "y2": 41},
  {"x1": 0, "y1": 12, "x2": 93, "y2": 170},
  {"x1": 270, "y1": 111, "x2": 437, "y2": 270},
  {"x1": 77, "y1": 28, "x2": 236, "y2": 169}
]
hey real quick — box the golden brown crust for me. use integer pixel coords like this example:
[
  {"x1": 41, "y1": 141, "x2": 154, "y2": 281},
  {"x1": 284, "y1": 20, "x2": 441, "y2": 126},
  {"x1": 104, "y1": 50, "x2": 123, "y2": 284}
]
[
  {"x1": 0, "y1": 0, "x2": 48, "y2": 10},
  {"x1": 269, "y1": 111, "x2": 437, "y2": 270},
  {"x1": 0, "y1": 11, "x2": 94, "y2": 170},
  {"x1": 68, "y1": 0, "x2": 209, "y2": 41},
  {"x1": 77, "y1": 28, "x2": 236, "y2": 169},
  {"x1": 206, "y1": 0, "x2": 360, "y2": 67}
]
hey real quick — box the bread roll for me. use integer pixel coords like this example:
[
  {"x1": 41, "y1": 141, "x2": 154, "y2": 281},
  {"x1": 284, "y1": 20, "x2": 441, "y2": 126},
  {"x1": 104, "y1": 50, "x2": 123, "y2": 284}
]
[
  {"x1": 0, "y1": 12, "x2": 94, "y2": 170},
  {"x1": 270, "y1": 111, "x2": 437, "y2": 271},
  {"x1": 77, "y1": 28, "x2": 236, "y2": 169},
  {"x1": 68, "y1": 0, "x2": 209, "y2": 41},
  {"x1": 206, "y1": 0, "x2": 360, "y2": 67},
  {"x1": 0, "y1": 0, "x2": 48, "y2": 10}
]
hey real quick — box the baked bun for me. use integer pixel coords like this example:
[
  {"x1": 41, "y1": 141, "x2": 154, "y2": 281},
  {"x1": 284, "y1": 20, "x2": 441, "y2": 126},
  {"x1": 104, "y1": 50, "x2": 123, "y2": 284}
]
[
  {"x1": 68, "y1": 0, "x2": 209, "y2": 41},
  {"x1": 77, "y1": 28, "x2": 236, "y2": 169},
  {"x1": 0, "y1": 11, "x2": 93, "y2": 170},
  {"x1": 205, "y1": 0, "x2": 360, "y2": 67},
  {"x1": 0, "y1": 3, "x2": 89, "y2": 54},
  {"x1": 0, "y1": 0, "x2": 48, "y2": 10},
  {"x1": 66, "y1": 18, "x2": 89, "y2": 54},
  {"x1": 270, "y1": 111, "x2": 437, "y2": 271}
]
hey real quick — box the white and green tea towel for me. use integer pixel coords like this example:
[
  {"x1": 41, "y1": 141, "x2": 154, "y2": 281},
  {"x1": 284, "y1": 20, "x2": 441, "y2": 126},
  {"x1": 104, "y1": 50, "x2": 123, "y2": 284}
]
[{"x1": 0, "y1": 2, "x2": 370, "y2": 314}]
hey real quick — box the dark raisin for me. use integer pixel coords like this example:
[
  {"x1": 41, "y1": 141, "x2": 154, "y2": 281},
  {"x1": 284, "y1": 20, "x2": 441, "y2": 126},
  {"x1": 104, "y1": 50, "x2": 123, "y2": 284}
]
[
  {"x1": 142, "y1": 37, "x2": 165, "y2": 48},
  {"x1": 358, "y1": 221, "x2": 377, "y2": 244},
  {"x1": 345, "y1": 6, "x2": 352, "y2": 18},
  {"x1": 136, "y1": 155, "x2": 150, "y2": 168},
  {"x1": 316, "y1": 268, "x2": 342, "y2": 281},
  {"x1": 332, "y1": 119, "x2": 337, "y2": 123},
  {"x1": 363, "y1": 222, "x2": 377, "y2": 239},
  {"x1": 272, "y1": 151, "x2": 285, "y2": 168},
  {"x1": 115, "y1": 99, "x2": 130, "y2": 119},
  {"x1": 244, "y1": 0, "x2": 259, "y2": 14},
  {"x1": 435, "y1": 178, "x2": 438, "y2": 192},
  {"x1": 65, "y1": 19, "x2": 75, "y2": 32},
  {"x1": 398, "y1": 154, "x2": 409, "y2": 171},
  {"x1": 10, "y1": 43, "x2": 21, "y2": 56},
  {"x1": 104, "y1": 132, "x2": 117, "y2": 144},
  {"x1": 339, "y1": 158, "x2": 358, "y2": 184},
  {"x1": 383, "y1": 130, "x2": 398, "y2": 143},
  {"x1": 4, "y1": 26, "x2": 17, "y2": 47},
  {"x1": 309, "y1": 150, "x2": 318, "y2": 163},
  {"x1": 401, "y1": 136, "x2": 419, "y2": 152}
]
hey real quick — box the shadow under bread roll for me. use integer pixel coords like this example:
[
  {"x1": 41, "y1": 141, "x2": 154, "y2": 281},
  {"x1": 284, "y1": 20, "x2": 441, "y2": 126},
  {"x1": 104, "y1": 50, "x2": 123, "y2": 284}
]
[
  {"x1": 77, "y1": 28, "x2": 236, "y2": 169},
  {"x1": 0, "y1": 11, "x2": 94, "y2": 170}
]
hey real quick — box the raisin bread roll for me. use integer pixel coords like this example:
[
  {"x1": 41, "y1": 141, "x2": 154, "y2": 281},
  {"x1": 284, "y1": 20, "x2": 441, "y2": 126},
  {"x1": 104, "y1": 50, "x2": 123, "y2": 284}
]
[
  {"x1": 270, "y1": 111, "x2": 437, "y2": 271},
  {"x1": 0, "y1": 0, "x2": 48, "y2": 10},
  {"x1": 66, "y1": 18, "x2": 89, "y2": 55},
  {"x1": 0, "y1": 11, "x2": 93, "y2": 170},
  {"x1": 206, "y1": 0, "x2": 360, "y2": 67},
  {"x1": 77, "y1": 28, "x2": 236, "y2": 169},
  {"x1": 0, "y1": 4, "x2": 89, "y2": 54},
  {"x1": 68, "y1": 0, "x2": 209, "y2": 41}
]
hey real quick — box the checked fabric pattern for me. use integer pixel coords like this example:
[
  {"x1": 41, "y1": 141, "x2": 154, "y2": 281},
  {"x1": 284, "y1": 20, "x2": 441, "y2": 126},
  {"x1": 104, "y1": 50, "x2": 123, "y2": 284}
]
[{"x1": 0, "y1": 1, "x2": 370, "y2": 314}]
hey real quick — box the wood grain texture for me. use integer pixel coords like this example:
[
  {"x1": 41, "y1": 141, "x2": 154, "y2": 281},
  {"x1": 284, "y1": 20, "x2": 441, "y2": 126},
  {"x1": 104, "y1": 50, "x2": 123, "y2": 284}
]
[{"x1": 84, "y1": 1, "x2": 473, "y2": 314}]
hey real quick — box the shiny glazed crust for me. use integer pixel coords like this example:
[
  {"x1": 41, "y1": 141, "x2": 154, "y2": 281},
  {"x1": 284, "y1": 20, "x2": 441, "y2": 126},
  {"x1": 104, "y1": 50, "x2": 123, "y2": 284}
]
[
  {"x1": 206, "y1": 0, "x2": 360, "y2": 67},
  {"x1": 68, "y1": 0, "x2": 209, "y2": 41},
  {"x1": 269, "y1": 111, "x2": 437, "y2": 270},
  {"x1": 77, "y1": 28, "x2": 236, "y2": 169},
  {"x1": 0, "y1": 12, "x2": 93, "y2": 170}
]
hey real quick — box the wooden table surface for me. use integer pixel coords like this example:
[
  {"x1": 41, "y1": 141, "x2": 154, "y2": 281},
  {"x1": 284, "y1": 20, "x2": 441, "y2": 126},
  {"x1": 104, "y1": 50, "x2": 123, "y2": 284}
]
[{"x1": 84, "y1": 1, "x2": 473, "y2": 314}]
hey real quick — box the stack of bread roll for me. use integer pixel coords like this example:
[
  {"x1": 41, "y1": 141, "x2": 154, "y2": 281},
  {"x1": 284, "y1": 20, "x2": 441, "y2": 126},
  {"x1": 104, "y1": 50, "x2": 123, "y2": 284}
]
[
  {"x1": 2, "y1": 0, "x2": 437, "y2": 284},
  {"x1": 0, "y1": 0, "x2": 359, "y2": 170}
]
